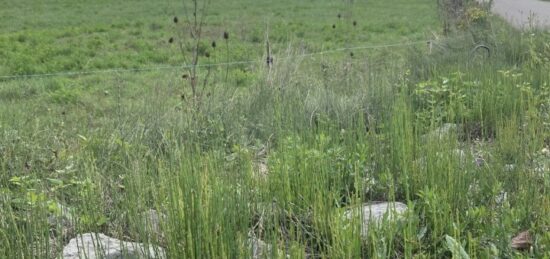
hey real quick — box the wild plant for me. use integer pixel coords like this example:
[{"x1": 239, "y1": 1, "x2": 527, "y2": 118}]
[
  {"x1": 437, "y1": 0, "x2": 491, "y2": 35},
  {"x1": 169, "y1": 0, "x2": 215, "y2": 106}
]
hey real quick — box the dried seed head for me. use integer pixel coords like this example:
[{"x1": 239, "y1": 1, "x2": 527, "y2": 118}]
[
  {"x1": 223, "y1": 31, "x2": 229, "y2": 40},
  {"x1": 168, "y1": 37, "x2": 174, "y2": 43},
  {"x1": 332, "y1": 24, "x2": 336, "y2": 29},
  {"x1": 353, "y1": 21, "x2": 357, "y2": 26},
  {"x1": 173, "y1": 17, "x2": 178, "y2": 23},
  {"x1": 180, "y1": 94, "x2": 185, "y2": 100},
  {"x1": 211, "y1": 41, "x2": 216, "y2": 48},
  {"x1": 337, "y1": 13, "x2": 341, "y2": 19},
  {"x1": 182, "y1": 74, "x2": 189, "y2": 79},
  {"x1": 205, "y1": 51, "x2": 210, "y2": 58},
  {"x1": 350, "y1": 52, "x2": 354, "y2": 57}
]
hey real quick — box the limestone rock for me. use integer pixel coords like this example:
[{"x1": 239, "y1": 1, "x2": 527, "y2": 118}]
[
  {"x1": 249, "y1": 237, "x2": 272, "y2": 259},
  {"x1": 504, "y1": 164, "x2": 516, "y2": 172},
  {"x1": 343, "y1": 202, "x2": 408, "y2": 237},
  {"x1": 62, "y1": 233, "x2": 166, "y2": 259},
  {"x1": 423, "y1": 123, "x2": 462, "y2": 140},
  {"x1": 253, "y1": 161, "x2": 269, "y2": 180}
]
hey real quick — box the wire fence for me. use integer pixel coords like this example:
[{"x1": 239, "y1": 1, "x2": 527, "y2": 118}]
[{"x1": 0, "y1": 40, "x2": 430, "y2": 81}]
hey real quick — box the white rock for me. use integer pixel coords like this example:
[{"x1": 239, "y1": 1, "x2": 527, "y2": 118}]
[
  {"x1": 248, "y1": 237, "x2": 272, "y2": 259},
  {"x1": 254, "y1": 161, "x2": 269, "y2": 180},
  {"x1": 62, "y1": 233, "x2": 166, "y2": 259},
  {"x1": 495, "y1": 191, "x2": 508, "y2": 205},
  {"x1": 474, "y1": 156, "x2": 485, "y2": 167},
  {"x1": 423, "y1": 123, "x2": 462, "y2": 140},
  {"x1": 436, "y1": 149, "x2": 467, "y2": 162},
  {"x1": 504, "y1": 164, "x2": 516, "y2": 172},
  {"x1": 343, "y1": 202, "x2": 408, "y2": 237}
]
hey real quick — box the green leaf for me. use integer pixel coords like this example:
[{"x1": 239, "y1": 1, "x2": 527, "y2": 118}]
[
  {"x1": 47, "y1": 178, "x2": 64, "y2": 186},
  {"x1": 47, "y1": 200, "x2": 62, "y2": 214},
  {"x1": 95, "y1": 215, "x2": 108, "y2": 227},
  {"x1": 445, "y1": 235, "x2": 470, "y2": 259},
  {"x1": 77, "y1": 134, "x2": 88, "y2": 142},
  {"x1": 9, "y1": 176, "x2": 21, "y2": 186}
]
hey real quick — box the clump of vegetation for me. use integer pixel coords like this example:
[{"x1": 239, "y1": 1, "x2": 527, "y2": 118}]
[
  {"x1": 1, "y1": 0, "x2": 549, "y2": 258},
  {"x1": 437, "y1": 0, "x2": 491, "y2": 34}
]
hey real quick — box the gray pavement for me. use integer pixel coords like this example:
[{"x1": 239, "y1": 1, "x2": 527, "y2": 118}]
[{"x1": 480, "y1": 0, "x2": 550, "y2": 29}]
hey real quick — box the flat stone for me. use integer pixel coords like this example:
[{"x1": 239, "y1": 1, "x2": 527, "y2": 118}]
[
  {"x1": 423, "y1": 123, "x2": 462, "y2": 140},
  {"x1": 343, "y1": 202, "x2": 408, "y2": 237},
  {"x1": 254, "y1": 161, "x2": 269, "y2": 180},
  {"x1": 62, "y1": 233, "x2": 166, "y2": 259},
  {"x1": 249, "y1": 237, "x2": 272, "y2": 259},
  {"x1": 504, "y1": 164, "x2": 516, "y2": 172}
]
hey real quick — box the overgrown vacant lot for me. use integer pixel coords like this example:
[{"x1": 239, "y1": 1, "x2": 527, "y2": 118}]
[{"x1": 1, "y1": 0, "x2": 549, "y2": 258}]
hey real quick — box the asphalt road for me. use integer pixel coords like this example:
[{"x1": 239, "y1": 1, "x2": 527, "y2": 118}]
[{"x1": 480, "y1": 0, "x2": 550, "y2": 29}]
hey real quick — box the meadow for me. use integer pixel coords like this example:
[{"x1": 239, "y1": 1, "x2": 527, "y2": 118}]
[{"x1": 0, "y1": 0, "x2": 549, "y2": 258}]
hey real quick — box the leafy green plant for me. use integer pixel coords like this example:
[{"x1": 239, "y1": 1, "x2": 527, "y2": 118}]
[
  {"x1": 437, "y1": 0, "x2": 491, "y2": 34},
  {"x1": 445, "y1": 235, "x2": 470, "y2": 259},
  {"x1": 413, "y1": 72, "x2": 470, "y2": 129}
]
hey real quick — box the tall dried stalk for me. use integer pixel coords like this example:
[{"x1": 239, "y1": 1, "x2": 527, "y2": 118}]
[{"x1": 173, "y1": 0, "x2": 212, "y2": 106}]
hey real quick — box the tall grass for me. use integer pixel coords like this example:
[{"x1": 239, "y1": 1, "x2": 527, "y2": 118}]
[{"x1": 1, "y1": 4, "x2": 550, "y2": 259}]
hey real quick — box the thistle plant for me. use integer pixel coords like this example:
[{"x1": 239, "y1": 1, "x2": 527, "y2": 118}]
[
  {"x1": 170, "y1": 0, "x2": 213, "y2": 106},
  {"x1": 223, "y1": 31, "x2": 230, "y2": 83}
]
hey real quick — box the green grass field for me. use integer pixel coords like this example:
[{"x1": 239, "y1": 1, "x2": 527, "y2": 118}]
[{"x1": 1, "y1": 0, "x2": 550, "y2": 258}]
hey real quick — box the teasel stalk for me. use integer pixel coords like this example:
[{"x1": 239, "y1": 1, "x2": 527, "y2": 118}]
[{"x1": 223, "y1": 31, "x2": 230, "y2": 83}]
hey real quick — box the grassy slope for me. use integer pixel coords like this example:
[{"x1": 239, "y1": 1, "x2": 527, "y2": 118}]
[
  {"x1": 0, "y1": 0, "x2": 437, "y2": 75},
  {"x1": 1, "y1": 0, "x2": 550, "y2": 258}
]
